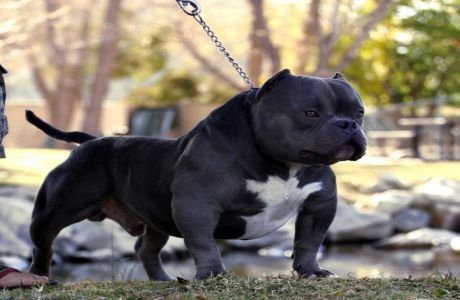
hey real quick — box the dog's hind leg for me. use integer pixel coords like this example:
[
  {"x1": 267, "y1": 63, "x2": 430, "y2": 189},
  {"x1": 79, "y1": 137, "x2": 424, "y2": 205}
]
[
  {"x1": 135, "y1": 226, "x2": 172, "y2": 281},
  {"x1": 28, "y1": 168, "x2": 106, "y2": 277}
]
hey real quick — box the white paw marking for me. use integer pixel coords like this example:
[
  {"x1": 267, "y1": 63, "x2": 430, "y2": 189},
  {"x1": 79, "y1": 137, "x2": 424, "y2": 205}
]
[{"x1": 240, "y1": 169, "x2": 322, "y2": 239}]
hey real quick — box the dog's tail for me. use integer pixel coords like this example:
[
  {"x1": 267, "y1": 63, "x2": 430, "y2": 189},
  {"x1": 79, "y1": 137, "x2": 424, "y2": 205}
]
[{"x1": 25, "y1": 110, "x2": 97, "y2": 144}]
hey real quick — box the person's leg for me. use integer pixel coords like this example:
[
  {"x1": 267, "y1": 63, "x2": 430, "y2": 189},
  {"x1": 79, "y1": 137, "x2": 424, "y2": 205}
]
[
  {"x1": 0, "y1": 65, "x2": 9, "y2": 158},
  {"x1": 0, "y1": 266, "x2": 48, "y2": 288}
]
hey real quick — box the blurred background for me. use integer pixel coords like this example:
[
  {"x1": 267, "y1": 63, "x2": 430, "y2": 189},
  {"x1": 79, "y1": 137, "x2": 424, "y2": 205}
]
[{"x1": 1, "y1": 0, "x2": 460, "y2": 281}]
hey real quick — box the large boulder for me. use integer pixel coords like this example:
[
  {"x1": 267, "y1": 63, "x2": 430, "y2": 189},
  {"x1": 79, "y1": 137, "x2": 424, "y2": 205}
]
[
  {"x1": 56, "y1": 220, "x2": 188, "y2": 262},
  {"x1": 326, "y1": 200, "x2": 393, "y2": 243},
  {"x1": 225, "y1": 221, "x2": 294, "y2": 252},
  {"x1": 368, "y1": 173, "x2": 408, "y2": 194},
  {"x1": 414, "y1": 178, "x2": 460, "y2": 206},
  {"x1": 414, "y1": 178, "x2": 460, "y2": 231},
  {"x1": 0, "y1": 197, "x2": 33, "y2": 258},
  {"x1": 392, "y1": 208, "x2": 431, "y2": 233},
  {"x1": 369, "y1": 190, "x2": 416, "y2": 215},
  {"x1": 373, "y1": 228, "x2": 460, "y2": 250},
  {"x1": 429, "y1": 203, "x2": 460, "y2": 232},
  {"x1": 0, "y1": 186, "x2": 38, "y2": 202},
  {"x1": 56, "y1": 220, "x2": 139, "y2": 261}
]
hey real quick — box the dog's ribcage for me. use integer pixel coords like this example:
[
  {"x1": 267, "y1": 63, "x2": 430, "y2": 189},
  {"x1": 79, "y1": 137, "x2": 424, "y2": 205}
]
[{"x1": 240, "y1": 169, "x2": 322, "y2": 239}]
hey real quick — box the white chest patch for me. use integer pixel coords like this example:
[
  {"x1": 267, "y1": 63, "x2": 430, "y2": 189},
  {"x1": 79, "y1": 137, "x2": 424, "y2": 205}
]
[{"x1": 240, "y1": 169, "x2": 322, "y2": 239}]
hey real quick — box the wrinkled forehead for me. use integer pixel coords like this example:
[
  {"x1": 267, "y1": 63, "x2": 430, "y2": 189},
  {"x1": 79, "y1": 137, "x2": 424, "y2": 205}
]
[
  {"x1": 324, "y1": 78, "x2": 363, "y2": 109},
  {"x1": 276, "y1": 76, "x2": 363, "y2": 112}
]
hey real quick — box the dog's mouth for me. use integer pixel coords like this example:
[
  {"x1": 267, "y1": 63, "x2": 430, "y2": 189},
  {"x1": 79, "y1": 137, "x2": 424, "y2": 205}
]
[{"x1": 299, "y1": 142, "x2": 366, "y2": 165}]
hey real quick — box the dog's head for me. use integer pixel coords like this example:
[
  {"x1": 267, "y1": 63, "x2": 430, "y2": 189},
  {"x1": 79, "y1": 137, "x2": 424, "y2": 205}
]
[{"x1": 251, "y1": 69, "x2": 367, "y2": 166}]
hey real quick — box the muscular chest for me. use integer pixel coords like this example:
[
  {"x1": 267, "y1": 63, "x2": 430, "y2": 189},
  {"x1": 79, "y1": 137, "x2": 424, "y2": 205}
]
[{"x1": 239, "y1": 170, "x2": 322, "y2": 239}]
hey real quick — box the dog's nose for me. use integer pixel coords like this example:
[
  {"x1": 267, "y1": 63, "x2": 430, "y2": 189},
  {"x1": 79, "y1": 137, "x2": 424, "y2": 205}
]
[{"x1": 336, "y1": 119, "x2": 358, "y2": 134}]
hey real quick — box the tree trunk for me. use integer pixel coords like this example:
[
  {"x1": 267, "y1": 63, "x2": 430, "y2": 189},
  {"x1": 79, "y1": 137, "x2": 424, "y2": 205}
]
[
  {"x1": 296, "y1": 0, "x2": 321, "y2": 74},
  {"x1": 81, "y1": 0, "x2": 122, "y2": 135},
  {"x1": 247, "y1": 0, "x2": 280, "y2": 85},
  {"x1": 179, "y1": 34, "x2": 245, "y2": 90}
]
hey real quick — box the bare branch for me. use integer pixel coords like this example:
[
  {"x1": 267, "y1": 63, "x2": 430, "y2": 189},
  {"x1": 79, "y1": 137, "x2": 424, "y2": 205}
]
[
  {"x1": 179, "y1": 34, "x2": 246, "y2": 91},
  {"x1": 337, "y1": 0, "x2": 394, "y2": 72},
  {"x1": 28, "y1": 51, "x2": 53, "y2": 103}
]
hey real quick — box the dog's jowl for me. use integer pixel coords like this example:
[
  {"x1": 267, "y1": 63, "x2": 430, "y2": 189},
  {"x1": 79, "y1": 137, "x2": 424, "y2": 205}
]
[{"x1": 27, "y1": 69, "x2": 367, "y2": 280}]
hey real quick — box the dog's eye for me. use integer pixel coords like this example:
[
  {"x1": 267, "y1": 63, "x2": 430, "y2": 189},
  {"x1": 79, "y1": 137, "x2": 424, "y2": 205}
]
[
  {"x1": 304, "y1": 110, "x2": 319, "y2": 118},
  {"x1": 355, "y1": 111, "x2": 364, "y2": 119}
]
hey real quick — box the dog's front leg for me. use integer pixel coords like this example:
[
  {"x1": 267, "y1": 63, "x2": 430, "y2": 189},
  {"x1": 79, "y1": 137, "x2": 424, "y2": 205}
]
[
  {"x1": 293, "y1": 192, "x2": 337, "y2": 278},
  {"x1": 172, "y1": 198, "x2": 225, "y2": 279}
]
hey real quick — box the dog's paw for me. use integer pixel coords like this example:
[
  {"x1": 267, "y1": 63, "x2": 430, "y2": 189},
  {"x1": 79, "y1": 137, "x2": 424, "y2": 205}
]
[
  {"x1": 297, "y1": 268, "x2": 337, "y2": 279},
  {"x1": 194, "y1": 267, "x2": 227, "y2": 280}
]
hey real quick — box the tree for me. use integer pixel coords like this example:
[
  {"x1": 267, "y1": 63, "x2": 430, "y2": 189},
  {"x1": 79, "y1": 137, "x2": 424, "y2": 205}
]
[
  {"x1": 246, "y1": 0, "x2": 280, "y2": 84},
  {"x1": 176, "y1": 0, "x2": 394, "y2": 87},
  {"x1": 297, "y1": 0, "x2": 395, "y2": 76},
  {"x1": 385, "y1": 0, "x2": 460, "y2": 103},
  {"x1": 28, "y1": 0, "x2": 123, "y2": 136},
  {"x1": 344, "y1": 0, "x2": 460, "y2": 106}
]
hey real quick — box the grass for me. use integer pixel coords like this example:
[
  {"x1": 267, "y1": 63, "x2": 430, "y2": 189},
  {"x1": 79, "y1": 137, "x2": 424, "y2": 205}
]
[
  {"x1": 0, "y1": 148, "x2": 69, "y2": 187},
  {"x1": 1, "y1": 273, "x2": 460, "y2": 299},
  {"x1": 333, "y1": 159, "x2": 460, "y2": 188}
]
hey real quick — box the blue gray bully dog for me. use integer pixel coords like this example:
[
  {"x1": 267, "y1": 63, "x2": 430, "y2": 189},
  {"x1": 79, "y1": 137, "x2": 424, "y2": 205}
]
[
  {"x1": 25, "y1": 69, "x2": 367, "y2": 280},
  {"x1": 0, "y1": 65, "x2": 8, "y2": 158}
]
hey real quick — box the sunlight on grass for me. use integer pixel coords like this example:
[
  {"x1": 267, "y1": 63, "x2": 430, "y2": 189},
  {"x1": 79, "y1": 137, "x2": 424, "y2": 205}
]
[
  {"x1": 334, "y1": 158, "x2": 460, "y2": 187},
  {"x1": 0, "y1": 148, "x2": 70, "y2": 187}
]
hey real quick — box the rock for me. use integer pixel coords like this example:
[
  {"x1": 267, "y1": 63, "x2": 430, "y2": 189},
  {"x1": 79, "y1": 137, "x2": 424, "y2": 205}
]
[
  {"x1": 162, "y1": 237, "x2": 188, "y2": 261},
  {"x1": 450, "y1": 237, "x2": 460, "y2": 253},
  {"x1": 368, "y1": 173, "x2": 408, "y2": 193},
  {"x1": 415, "y1": 177, "x2": 460, "y2": 206},
  {"x1": 0, "y1": 186, "x2": 38, "y2": 202},
  {"x1": 430, "y1": 203, "x2": 460, "y2": 232},
  {"x1": 0, "y1": 197, "x2": 33, "y2": 258},
  {"x1": 56, "y1": 220, "x2": 188, "y2": 262},
  {"x1": 225, "y1": 224, "x2": 294, "y2": 251},
  {"x1": 0, "y1": 255, "x2": 30, "y2": 270},
  {"x1": 57, "y1": 220, "x2": 138, "y2": 260},
  {"x1": 326, "y1": 200, "x2": 393, "y2": 243},
  {"x1": 374, "y1": 228, "x2": 460, "y2": 250},
  {"x1": 413, "y1": 178, "x2": 460, "y2": 231},
  {"x1": 369, "y1": 190, "x2": 416, "y2": 215},
  {"x1": 392, "y1": 209, "x2": 430, "y2": 232}
]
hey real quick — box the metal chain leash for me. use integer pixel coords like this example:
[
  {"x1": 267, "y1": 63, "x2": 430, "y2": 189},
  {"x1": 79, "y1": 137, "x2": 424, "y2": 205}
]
[{"x1": 176, "y1": 0, "x2": 256, "y2": 89}]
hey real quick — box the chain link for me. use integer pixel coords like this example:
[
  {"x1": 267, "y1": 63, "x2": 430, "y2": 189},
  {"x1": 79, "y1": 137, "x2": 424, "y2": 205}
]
[{"x1": 177, "y1": 1, "x2": 256, "y2": 89}]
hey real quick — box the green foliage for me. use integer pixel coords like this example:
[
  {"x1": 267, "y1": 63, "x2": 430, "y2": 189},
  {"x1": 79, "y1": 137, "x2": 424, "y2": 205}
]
[
  {"x1": 346, "y1": 0, "x2": 460, "y2": 105},
  {"x1": 126, "y1": 72, "x2": 200, "y2": 107},
  {"x1": 198, "y1": 83, "x2": 238, "y2": 105},
  {"x1": 113, "y1": 22, "x2": 237, "y2": 106},
  {"x1": 112, "y1": 27, "x2": 168, "y2": 81}
]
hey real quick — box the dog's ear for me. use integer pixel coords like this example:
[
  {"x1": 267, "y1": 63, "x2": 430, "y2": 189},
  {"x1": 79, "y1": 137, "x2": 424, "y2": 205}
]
[
  {"x1": 332, "y1": 72, "x2": 345, "y2": 81},
  {"x1": 256, "y1": 69, "x2": 291, "y2": 99}
]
